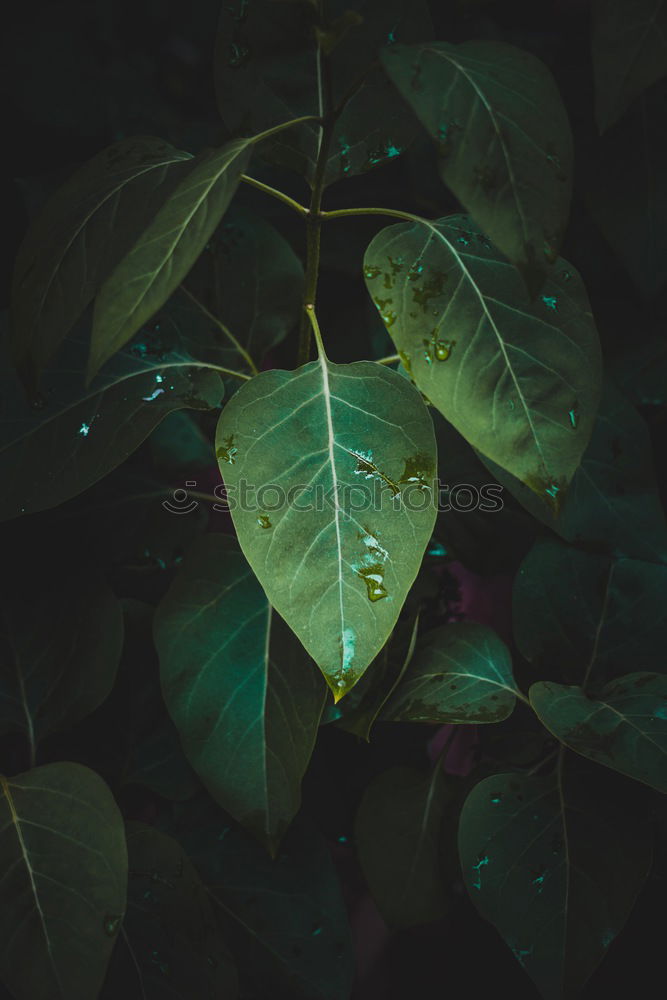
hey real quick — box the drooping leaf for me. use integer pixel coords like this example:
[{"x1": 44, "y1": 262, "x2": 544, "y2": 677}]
[
  {"x1": 215, "y1": 357, "x2": 437, "y2": 698},
  {"x1": 101, "y1": 823, "x2": 238, "y2": 999},
  {"x1": 0, "y1": 317, "x2": 224, "y2": 523},
  {"x1": 184, "y1": 205, "x2": 305, "y2": 364},
  {"x1": 364, "y1": 214, "x2": 602, "y2": 498},
  {"x1": 514, "y1": 537, "x2": 667, "y2": 685},
  {"x1": 355, "y1": 763, "x2": 451, "y2": 927},
  {"x1": 480, "y1": 378, "x2": 667, "y2": 562},
  {"x1": 458, "y1": 756, "x2": 652, "y2": 1000},
  {"x1": 155, "y1": 533, "x2": 326, "y2": 853},
  {"x1": 381, "y1": 41, "x2": 573, "y2": 292},
  {"x1": 170, "y1": 796, "x2": 354, "y2": 1000},
  {"x1": 584, "y1": 84, "x2": 667, "y2": 299},
  {"x1": 10, "y1": 137, "x2": 192, "y2": 376},
  {"x1": 382, "y1": 622, "x2": 519, "y2": 723},
  {"x1": 88, "y1": 137, "x2": 255, "y2": 379},
  {"x1": 530, "y1": 674, "x2": 667, "y2": 793},
  {"x1": 215, "y1": 0, "x2": 433, "y2": 186},
  {"x1": 0, "y1": 582, "x2": 123, "y2": 756},
  {"x1": 592, "y1": 0, "x2": 667, "y2": 133},
  {"x1": 0, "y1": 763, "x2": 128, "y2": 1000}
]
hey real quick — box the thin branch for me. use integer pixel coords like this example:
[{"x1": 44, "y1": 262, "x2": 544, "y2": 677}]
[
  {"x1": 374, "y1": 354, "x2": 401, "y2": 365},
  {"x1": 240, "y1": 175, "x2": 309, "y2": 217}
]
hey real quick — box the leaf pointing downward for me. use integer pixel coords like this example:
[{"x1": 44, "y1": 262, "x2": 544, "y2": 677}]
[
  {"x1": 216, "y1": 358, "x2": 437, "y2": 698},
  {"x1": 364, "y1": 214, "x2": 602, "y2": 498}
]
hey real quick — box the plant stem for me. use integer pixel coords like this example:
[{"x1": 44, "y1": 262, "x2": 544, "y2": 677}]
[
  {"x1": 304, "y1": 304, "x2": 326, "y2": 359},
  {"x1": 179, "y1": 284, "x2": 258, "y2": 375},
  {"x1": 240, "y1": 175, "x2": 309, "y2": 217},
  {"x1": 375, "y1": 354, "x2": 401, "y2": 365},
  {"x1": 321, "y1": 206, "x2": 428, "y2": 225}
]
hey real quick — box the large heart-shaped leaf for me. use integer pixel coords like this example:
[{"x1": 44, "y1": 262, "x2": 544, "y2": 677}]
[
  {"x1": 480, "y1": 378, "x2": 667, "y2": 562},
  {"x1": 0, "y1": 317, "x2": 224, "y2": 523},
  {"x1": 0, "y1": 582, "x2": 123, "y2": 760},
  {"x1": 364, "y1": 214, "x2": 602, "y2": 498},
  {"x1": 592, "y1": 0, "x2": 667, "y2": 133},
  {"x1": 10, "y1": 137, "x2": 192, "y2": 376},
  {"x1": 88, "y1": 137, "x2": 255, "y2": 379},
  {"x1": 530, "y1": 674, "x2": 667, "y2": 793},
  {"x1": 382, "y1": 621, "x2": 520, "y2": 723},
  {"x1": 458, "y1": 756, "x2": 652, "y2": 1000},
  {"x1": 0, "y1": 763, "x2": 128, "y2": 1000},
  {"x1": 215, "y1": 356, "x2": 437, "y2": 697},
  {"x1": 171, "y1": 797, "x2": 354, "y2": 1000},
  {"x1": 101, "y1": 823, "x2": 238, "y2": 999},
  {"x1": 514, "y1": 538, "x2": 667, "y2": 685},
  {"x1": 215, "y1": 0, "x2": 433, "y2": 186},
  {"x1": 155, "y1": 533, "x2": 326, "y2": 853},
  {"x1": 355, "y1": 763, "x2": 451, "y2": 927},
  {"x1": 381, "y1": 41, "x2": 573, "y2": 292}
]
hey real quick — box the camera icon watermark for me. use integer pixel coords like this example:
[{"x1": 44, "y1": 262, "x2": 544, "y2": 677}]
[{"x1": 162, "y1": 481, "x2": 200, "y2": 515}]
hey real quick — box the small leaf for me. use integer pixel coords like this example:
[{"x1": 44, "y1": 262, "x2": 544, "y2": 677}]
[
  {"x1": 381, "y1": 41, "x2": 573, "y2": 291},
  {"x1": 10, "y1": 137, "x2": 192, "y2": 375},
  {"x1": 459, "y1": 756, "x2": 652, "y2": 999},
  {"x1": 155, "y1": 534, "x2": 326, "y2": 853},
  {"x1": 382, "y1": 622, "x2": 518, "y2": 723},
  {"x1": 364, "y1": 214, "x2": 602, "y2": 496},
  {"x1": 355, "y1": 763, "x2": 451, "y2": 927},
  {"x1": 0, "y1": 762, "x2": 128, "y2": 1000},
  {"x1": 592, "y1": 0, "x2": 667, "y2": 133},
  {"x1": 0, "y1": 582, "x2": 123, "y2": 753},
  {"x1": 216, "y1": 359, "x2": 437, "y2": 698},
  {"x1": 101, "y1": 823, "x2": 238, "y2": 999},
  {"x1": 514, "y1": 537, "x2": 667, "y2": 685},
  {"x1": 88, "y1": 137, "x2": 254, "y2": 380},
  {"x1": 530, "y1": 674, "x2": 667, "y2": 793}
]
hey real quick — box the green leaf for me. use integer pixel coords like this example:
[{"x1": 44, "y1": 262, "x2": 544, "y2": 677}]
[
  {"x1": 0, "y1": 762, "x2": 128, "y2": 1000},
  {"x1": 458, "y1": 756, "x2": 652, "y2": 999},
  {"x1": 10, "y1": 137, "x2": 192, "y2": 375},
  {"x1": 88, "y1": 137, "x2": 255, "y2": 379},
  {"x1": 0, "y1": 318, "x2": 224, "y2": 523},
  {"x1": 101, "y1": 823, "x2": 238, "y2": 999},
  {"x1": 354, "y1": 763, "x2": 451, "y2": 927},
  {"x1": 530, "y1": 674, "x2": 667, "y2": 793},
  {"x1": 0, "y1": 582, "x2": 123, "y2": 756},
  {"x1": 214, "y1": 0, "x2": 433, "y2": 186},
  {"x1": 514, "y1": 537, "x2": 667, "y2": 685},
  {"x1": 584, "y1": 84, "x2": 667, "y2": 300},
  {"x1": 592, "y1": 0, "x2": 667, "y2": 133},
  {"x1": 480, "y1": 378, "x2": 667, "y2": 562},
  {"x1": 382, "y1": 621, "x2": 519, "y2": 723},
  {"x1": 364, "y1": 214, "x2": 602, "y2": 497},
  {"x1": 155, "y1": 533, "x2": 326, "y2": 853},
  {"x1": 171, "y1": 797, "x2": 354, "y2": 1000},
  {"x1": 215, "y1": 358, "x2": 437, "y2": 698},
  {"x1": 381, "y1": 41, "x2": 573, "y2": 292}
]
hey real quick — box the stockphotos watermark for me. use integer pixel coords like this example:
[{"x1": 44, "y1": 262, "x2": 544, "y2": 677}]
[{"x1": 162, "y1": 479, "x2": 504, "y2": 515}]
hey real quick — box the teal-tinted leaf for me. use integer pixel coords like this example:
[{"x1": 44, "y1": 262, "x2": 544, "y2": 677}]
[
  {"x1": 0, "y1": 582, "x2": 123, "y2": 756},
  {"x1": 480, "y1": 378, "x2": 667, "y2": 562},
  {"x1": 101, "y1": 823, "x2": 238, "y2": 999},
  {"x1": 364, "y1": 214, "x2": 602, "y2": 497},
  {"x1": 216, "y1": 357, "x2": 436, "y2": 698},
  {"x1": 355, "y1": 763, "x2": 450, "y2": 927},
  {"x1": 585, "y1": 84, "x2": 667, "y2": 299},
  {"x1": 10, "y1": 137, "x2": 192, "y2": 375},
  {"x1": 155, "y1": 534, "x2": 326, "y2": 853},
  {"x1": 184, "y1": 205, "x2": 305, "y2": 364},
  {"x1": 0, "y1": 763, "x2": 128, "y2": 1000},
  {"x1": 592, "y1": 0, "x2": 667, "y2": 133},
  {"x1": 171, "y1": 798, "x2": 354, "y2": 1000},
  {"x1": 382, "y1": 621, "x2": 518, "y2": 723},
  {"x1": 458, "y1": 756, "x2": 652, "y2": 999},
  {"x1": 381, "y1": 41, "x2": 573, "y2": 292},
  {"x1": 0, "y1": 319, "x2": 224, "y2": 523},
  {"x1": 149, "y1": 411, "x2": 212, "y2": 475},
  {"x1": 215, "y1": 0, "x2": 433, "y2": 186},
  {"x1": 514, "y1": 537, "x2": 667, "y2": 685},
  {"x1": 88, "y1": 137, "x2": 255, "y2": 379},
  {"x1": 530, "y1": 674, "x2": 667, "y2": 793}
]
